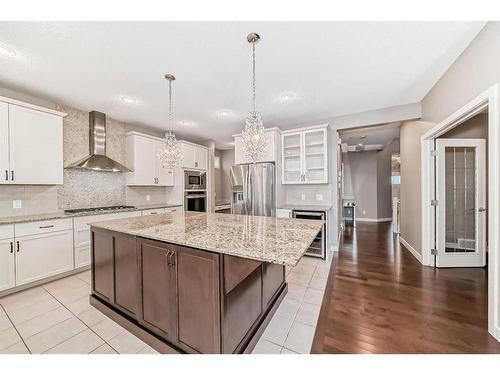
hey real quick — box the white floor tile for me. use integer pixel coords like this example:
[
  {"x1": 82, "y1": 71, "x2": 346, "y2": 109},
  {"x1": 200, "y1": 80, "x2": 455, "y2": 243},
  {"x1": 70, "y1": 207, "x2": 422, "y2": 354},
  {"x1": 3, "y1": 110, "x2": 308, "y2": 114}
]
[
  {"x1": 0, "y1": 341, "x2": 30, "y2": 354},
  {"x1": 295, "y1": 302, "x2": 321, "y2": 327},
  {"x1": 43, "y1": 276, "x2": 89, "y2": 293},
  {"x1": 314, "y1": 262, "x2": 331, "y2": 278},
  {"x1": 280, "y1": 347, "x2": 299, "y2": 354},
  {"x1": 65, "y1": 296, "x2": 91, "y2": 315},
  {"x1": 75, "y1": 270, "x2": 91, "y2": 285},
  {"x1": 50, "y1": 284, "x2": 91, "y2": 305},
  {"x1": 261, "y1": 313, "x2": 294, "y2": 346},
  {"x1": 252, "y1": 339, "x2": 282, "y2": 354},
  {"x1": 291, "y1": 264, "x2": 316, "y2": 278},
  {"x1": 0, "y1": 287, "x2": 48, "y2": 310},
  {"x1": 45, "y1": 329, "x2": 104, "y2": 354},
  {"x1": 90, "y1": 343, "x2": 118, "y2": 354},
  {"x1": 108, "y1": 331, "x2": 147, "y2": 354},
  {"x1": 16, "y1": 306, "x2": 73, "y2": 339},
  {"x1": 5, "y1": 297, "x2": 61, "y2": 325},
  {"x1": 297, "y1": 257, "x2": 320, "y2": 268},
  {"x1": 91, "y1": 318, "x2": 126, "y2": 341},
  {"x1": 24, "y1": 316, "x2": 87, "y2": 354},
  {"x1": 0, "y1": 326, "x2": 22, "y2": 350},
  {"x1": 287, "y1": 272, "x2": 313, "y2": 287},
  {"x1": 309, "y1": 275, "x2": 328, "y2": 291},
  {"x1": 0, "y1": 314, "x2": 13, "y2": 331},
  {"x1": 283, "y1": 322, "x2": 315, "y2": 354},
  {"x1": 303, "y1": 288, "x2": 324, "y2": 306},
  {"x1": 287, "y1": 283, "x2": 307, "y2": 302},
  {"x1": 77, "y1": 306, "x2": 106, "y2": 327},
  {"x1": 137, "y1": 345, "x2": 160, "y2": 354},
  {"x1": 275, "y1": 296, "x2": 301, "y2": 319}
]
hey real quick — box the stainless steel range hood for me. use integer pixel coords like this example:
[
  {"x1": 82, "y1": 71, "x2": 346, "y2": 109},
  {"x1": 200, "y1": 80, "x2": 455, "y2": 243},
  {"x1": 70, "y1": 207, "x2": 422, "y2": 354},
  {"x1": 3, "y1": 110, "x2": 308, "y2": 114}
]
[{"x1": 66, "y1": 111, "x2": 131, "y2": 172}]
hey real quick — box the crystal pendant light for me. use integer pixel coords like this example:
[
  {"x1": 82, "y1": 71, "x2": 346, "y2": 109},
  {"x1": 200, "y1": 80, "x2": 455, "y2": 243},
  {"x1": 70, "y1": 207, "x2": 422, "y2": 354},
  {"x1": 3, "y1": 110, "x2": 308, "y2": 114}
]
[
  {"x1": 158, "y1": 74, "x2": 182, "y2": 170},
  {"x1": 241, "y1": 32, "x2": 268, "y2": 163}
]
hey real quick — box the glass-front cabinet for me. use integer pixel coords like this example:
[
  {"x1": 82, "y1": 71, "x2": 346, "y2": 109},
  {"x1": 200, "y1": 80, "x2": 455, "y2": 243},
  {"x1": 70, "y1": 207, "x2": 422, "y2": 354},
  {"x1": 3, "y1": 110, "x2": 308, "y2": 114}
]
[{"x1": 281, "y1": 125, "x2": 328, "y2": 184}]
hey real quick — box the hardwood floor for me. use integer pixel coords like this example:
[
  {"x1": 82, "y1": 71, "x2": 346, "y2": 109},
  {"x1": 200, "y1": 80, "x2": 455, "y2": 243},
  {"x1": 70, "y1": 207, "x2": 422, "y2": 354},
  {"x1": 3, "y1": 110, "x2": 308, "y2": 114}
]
[{"x1": 311, "y1": 222, "x2": 500, "y2": 353}]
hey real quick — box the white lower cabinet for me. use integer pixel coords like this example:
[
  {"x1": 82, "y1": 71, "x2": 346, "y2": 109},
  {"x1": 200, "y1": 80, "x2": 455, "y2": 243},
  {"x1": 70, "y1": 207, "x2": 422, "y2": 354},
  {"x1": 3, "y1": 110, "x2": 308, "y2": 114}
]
[
  {"x1": 15, "y1": 230, "x2": 74, "y2": 286},
  {"x1": 0, "y1": 238, "x2": 15, "y2": 292}
]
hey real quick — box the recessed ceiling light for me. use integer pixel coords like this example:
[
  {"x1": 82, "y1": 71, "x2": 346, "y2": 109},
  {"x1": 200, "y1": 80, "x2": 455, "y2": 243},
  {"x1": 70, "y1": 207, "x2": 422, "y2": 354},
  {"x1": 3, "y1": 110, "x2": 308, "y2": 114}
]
[
  {"x1": 216, "y1": 109, "x2": 231, "y2": 117},
  {"x1": 280, "y1": 92, "x2": 296, "y2": 103},
  {"x1": 0, "y1": 44, "x2": 16, "y2": 57},
  {"x1": 360, "y1": 135, "x2": 367, "y2": 139},
  {"x1": 120, "y1": 96, "x2": 137, "y2": 104},
  {"x1": 179, "y1": 120, "x2": 193, "y2": 126},
  {"x1": 358, "y1": 143, "x2": 363, "y2": 146}
]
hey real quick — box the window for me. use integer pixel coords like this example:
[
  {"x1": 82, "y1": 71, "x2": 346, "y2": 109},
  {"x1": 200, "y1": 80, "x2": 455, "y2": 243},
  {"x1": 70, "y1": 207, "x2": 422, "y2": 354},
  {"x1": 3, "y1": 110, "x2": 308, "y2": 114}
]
[{"x1": 214, "y1": 155, "x2": 221, "y2": 169}]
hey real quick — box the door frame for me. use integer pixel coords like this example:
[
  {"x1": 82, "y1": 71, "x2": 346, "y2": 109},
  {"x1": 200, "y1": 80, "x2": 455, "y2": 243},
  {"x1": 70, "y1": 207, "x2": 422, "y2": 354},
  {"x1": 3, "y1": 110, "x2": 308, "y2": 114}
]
[{"x1": 421, "y1": 84, "x2": 500, "y2": 341}]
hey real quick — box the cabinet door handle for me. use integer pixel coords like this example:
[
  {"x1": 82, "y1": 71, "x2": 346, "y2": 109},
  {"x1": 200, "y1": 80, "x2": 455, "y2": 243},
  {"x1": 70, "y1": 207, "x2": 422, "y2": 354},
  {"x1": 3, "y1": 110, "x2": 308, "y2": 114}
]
[
  {"x1": 5, "y1": 170, "x2": 8, "y2": 181},
  {"x1": 39, "y1": 224, "x2": 55, "y2": 229},
  {"x1": 170, "y1": 251, "x2": 175, "y2": 268},
  {"x1": 195, "y1": 161, "x2": 198, "y2": 168},
  {"x1": 10, "y1": 242, "x2": 13, "y2": 254},
  {"x1": 11, "y1": 170, "x2": 14, "y2": 181},
  {"x1": 16, "y1": 241, "x2": 19, "y2": 252},
  {"x1": 165, "y1": 251, "x2": 171, "y2": 267}
]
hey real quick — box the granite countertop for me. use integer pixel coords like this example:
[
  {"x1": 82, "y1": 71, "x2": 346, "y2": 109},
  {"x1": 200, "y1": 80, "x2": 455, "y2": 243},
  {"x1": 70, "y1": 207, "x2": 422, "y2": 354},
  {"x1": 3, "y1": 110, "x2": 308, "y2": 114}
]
[
  {"x1": 0, "y1": 203, "x2": 184, "y2": 225},
  {"x1": 278, "y1": 204, "x2": 332, "y2": 212},
  {"x1": 90, "y1": 211, "x2": 324, "y2": 267}
]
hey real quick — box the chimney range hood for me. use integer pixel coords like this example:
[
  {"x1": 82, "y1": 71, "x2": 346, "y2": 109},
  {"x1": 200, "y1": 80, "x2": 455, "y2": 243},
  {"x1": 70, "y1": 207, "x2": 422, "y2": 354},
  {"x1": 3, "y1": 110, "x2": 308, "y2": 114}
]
[{"x1": 66, "y1": 111, "x2": 131, "y2": 172}]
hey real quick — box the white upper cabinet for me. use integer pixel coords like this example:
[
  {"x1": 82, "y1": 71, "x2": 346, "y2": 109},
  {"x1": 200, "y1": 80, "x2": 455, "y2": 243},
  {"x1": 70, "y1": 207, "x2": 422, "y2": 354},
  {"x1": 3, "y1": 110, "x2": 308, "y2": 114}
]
[
  {"x1": 125, "y1": 132, "x2": 174, "y2": 186},
  {"x1": 234, "y1": 128, "x2": 279, "y2": 165},
  {"x1": 282, "y1": 125, "x2": 328, "y2": 184},
  {"x1": 0, "y1": 99, "x2": 64, "y2": 185},
  {"x1": 181, "y1": 141, "x2": 208, "y2": 170}
]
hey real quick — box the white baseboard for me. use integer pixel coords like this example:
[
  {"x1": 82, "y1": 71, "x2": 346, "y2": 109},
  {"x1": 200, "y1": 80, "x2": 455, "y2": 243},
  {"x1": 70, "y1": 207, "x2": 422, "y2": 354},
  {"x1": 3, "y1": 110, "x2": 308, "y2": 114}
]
[
  {"x1": 356, "y1": 217, "x2": 392, "y2": 222},
  {"x1": 399, "y1": 236, "x2": 423, "y2": 264}
]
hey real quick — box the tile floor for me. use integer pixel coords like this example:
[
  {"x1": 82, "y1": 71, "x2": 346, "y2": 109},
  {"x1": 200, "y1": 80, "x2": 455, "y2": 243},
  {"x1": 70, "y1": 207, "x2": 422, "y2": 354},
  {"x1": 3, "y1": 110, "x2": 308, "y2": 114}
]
[{"x1": 0, "y1": 254, "x2": 330, "y2": 354}]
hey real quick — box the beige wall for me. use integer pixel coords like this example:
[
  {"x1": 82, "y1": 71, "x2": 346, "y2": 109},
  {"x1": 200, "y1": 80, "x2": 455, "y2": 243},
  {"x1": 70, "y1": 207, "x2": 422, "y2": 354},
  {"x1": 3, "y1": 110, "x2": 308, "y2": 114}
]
[
  {"x1": 422, "y1": 22, "x2": 498, "y2": 123},
  {"x1": 399, "y1": 121, "x2": 435, "y2": 253},
  {"x1": 220, "y1": 148, "x2": 234, "y2": 203}
]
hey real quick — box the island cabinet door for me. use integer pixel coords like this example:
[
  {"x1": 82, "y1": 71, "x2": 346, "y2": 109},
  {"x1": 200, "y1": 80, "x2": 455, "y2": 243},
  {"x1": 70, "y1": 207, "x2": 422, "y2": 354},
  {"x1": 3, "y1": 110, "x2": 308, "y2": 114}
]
[
  {"x1": 174, "y1": 245, "x2": 221, "y2": 354},
  {"x1": 113, "y1": 233, "x2": 140, "y2": 318},
  {"x1": 91, "y1": 228, "x2": 115, "y2": 303},
  {"x1": 137, "y1": 238, "x2": 178, "y2": 342}
]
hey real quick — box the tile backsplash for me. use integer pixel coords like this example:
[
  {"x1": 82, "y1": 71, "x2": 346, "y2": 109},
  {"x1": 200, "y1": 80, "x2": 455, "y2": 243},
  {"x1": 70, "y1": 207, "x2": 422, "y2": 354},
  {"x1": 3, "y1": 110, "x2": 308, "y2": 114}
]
[
  {"x1": 0, "y1": 104, "x2": 173, "y2": 218},
  {"x1": 284, "y1": 185, "x2": 332, "y2": 206}
]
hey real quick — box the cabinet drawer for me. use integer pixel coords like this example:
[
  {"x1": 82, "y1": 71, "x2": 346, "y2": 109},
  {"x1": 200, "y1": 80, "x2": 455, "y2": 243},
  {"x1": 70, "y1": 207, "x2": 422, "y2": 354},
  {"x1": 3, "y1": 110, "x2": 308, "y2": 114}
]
[
  {"x1": 0, "y1": 224, "x2": 14, "y2": 240},
  {"x1": 15, "y1": 218, "x2": 73, "y2": 238},
  {"x1": 165, "y1": 206, "x2": 182, "y2": 213},
  {"x1": 74, "y1": 211, "x2": 142, "y2": 247},
  {"x1": 142, "y1": 208, "x2": 166, "y2": 216}
]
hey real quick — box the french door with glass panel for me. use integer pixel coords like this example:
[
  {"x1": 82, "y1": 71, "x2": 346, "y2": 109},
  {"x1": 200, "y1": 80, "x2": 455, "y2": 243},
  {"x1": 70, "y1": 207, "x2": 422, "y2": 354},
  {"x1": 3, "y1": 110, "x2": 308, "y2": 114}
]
[{"x1": 435, "y1": 138, "x2": 486, "y2": 267}]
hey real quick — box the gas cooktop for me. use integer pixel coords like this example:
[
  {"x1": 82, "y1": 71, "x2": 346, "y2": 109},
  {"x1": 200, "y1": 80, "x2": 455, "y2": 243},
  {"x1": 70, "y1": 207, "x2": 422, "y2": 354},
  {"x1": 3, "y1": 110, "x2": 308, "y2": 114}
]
[{"x1": 64, "y1": 205, "x2": 135, "y2": 214}]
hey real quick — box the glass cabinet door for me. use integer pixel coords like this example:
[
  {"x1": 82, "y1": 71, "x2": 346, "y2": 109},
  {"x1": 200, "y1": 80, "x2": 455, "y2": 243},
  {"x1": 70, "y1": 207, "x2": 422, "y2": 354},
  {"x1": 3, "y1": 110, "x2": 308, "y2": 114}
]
[
  {"x1": 282, "y1": 133, "x2": 302, "y2": 183},
  {"x1": 303, "y1": 129, "x2": 327, "y2": 183}
]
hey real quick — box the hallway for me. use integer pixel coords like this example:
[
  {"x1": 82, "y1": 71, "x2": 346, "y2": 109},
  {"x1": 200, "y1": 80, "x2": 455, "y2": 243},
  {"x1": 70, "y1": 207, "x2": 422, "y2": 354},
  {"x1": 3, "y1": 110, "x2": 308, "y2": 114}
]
[{"x1": 311, "y1": 222, "x2": 500, "y2": 353}]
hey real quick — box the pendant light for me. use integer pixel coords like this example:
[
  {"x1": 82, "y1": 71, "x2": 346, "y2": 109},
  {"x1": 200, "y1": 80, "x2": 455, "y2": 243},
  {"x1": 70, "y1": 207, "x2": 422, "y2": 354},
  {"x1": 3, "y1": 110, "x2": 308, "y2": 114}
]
[
  {"x1": 158, "y1": 74, "x2": 182, "y2": 170},
  {"x1": 240, "y1": 32, "x2": 268, "y2": 163}
]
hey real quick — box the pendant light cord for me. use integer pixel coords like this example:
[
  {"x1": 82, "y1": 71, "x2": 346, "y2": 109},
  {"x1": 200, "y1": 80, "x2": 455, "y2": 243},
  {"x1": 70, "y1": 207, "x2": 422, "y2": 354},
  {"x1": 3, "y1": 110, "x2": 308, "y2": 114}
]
[
  {"x1": 168, "y1": 79, "x2": 173, "y2": 132},
  {"x1": 252, "y1": 42, "x2": 256, "y2": 113}
]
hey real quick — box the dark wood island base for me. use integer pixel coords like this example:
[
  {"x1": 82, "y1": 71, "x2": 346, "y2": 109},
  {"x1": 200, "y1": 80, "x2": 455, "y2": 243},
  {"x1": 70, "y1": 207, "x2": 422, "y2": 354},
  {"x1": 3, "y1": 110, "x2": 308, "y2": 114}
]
[{"x1": 89, "y1": 228, "x2": 287, "y2": 354}]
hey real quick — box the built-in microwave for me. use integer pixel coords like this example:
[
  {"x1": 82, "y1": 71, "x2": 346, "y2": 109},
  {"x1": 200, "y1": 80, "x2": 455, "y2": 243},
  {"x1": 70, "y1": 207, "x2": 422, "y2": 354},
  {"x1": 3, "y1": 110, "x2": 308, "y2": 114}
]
[{"x1": 184, "y1": 170, "x2": 206, "y2": 190}]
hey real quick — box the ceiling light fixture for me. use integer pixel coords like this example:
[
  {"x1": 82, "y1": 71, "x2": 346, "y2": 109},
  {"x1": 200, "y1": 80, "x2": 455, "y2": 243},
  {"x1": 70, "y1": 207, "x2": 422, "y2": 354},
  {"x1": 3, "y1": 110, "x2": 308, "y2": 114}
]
[
  {"x1": 216, "y1": 109, "x2": 231, "y2": 117},
  {"x1": 157, "y1": 74, "x2": 182, "y2": 171},
  {"x1": 360, "y1": 135, "x2": 367, "y2": 139},
  {"x1": 0, "y1": 45, "x2": 16, "y2": 57},
  {"x1": 240, "y1": 32, "x2": 268, "y2": 163},
  {"x1": 120, "y1": 96, "x2": 137, "y2": 104},
  {"x1": 280, "y1": 92, "x2": 296, "y2": 103}
]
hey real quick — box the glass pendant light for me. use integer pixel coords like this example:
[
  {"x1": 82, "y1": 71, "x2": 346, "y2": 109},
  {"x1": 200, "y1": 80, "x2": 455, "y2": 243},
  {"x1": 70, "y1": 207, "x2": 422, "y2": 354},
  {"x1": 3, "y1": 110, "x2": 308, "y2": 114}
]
[
  {"x1": 158, "y1": 74, "x2": 182, "y2": 170},
  {"x1": 241, "y1": 32, "x2": 268, "y2": 163}
]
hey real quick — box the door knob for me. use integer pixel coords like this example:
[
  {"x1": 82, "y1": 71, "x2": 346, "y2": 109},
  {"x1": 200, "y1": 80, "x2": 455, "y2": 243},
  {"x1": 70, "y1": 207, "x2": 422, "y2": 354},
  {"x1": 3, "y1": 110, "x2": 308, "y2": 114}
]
[{"x1": 478, "y1": 207, "x2": 487, "y2": 212}]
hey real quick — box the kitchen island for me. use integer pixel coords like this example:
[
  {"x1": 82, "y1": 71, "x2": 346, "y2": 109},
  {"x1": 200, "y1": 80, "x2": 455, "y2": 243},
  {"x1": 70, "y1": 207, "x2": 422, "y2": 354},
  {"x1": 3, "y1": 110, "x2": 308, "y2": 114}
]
[{"x1": 89, "y1": 211, "x2": 323, "y2": 354}]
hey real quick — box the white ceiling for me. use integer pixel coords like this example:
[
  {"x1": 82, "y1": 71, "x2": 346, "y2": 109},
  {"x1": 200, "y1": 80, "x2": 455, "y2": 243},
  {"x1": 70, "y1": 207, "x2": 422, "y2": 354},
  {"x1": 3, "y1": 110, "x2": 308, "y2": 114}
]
[
  {"x1": 339, "y1": 122, "x2": 401, "y2": 147},
  {"x1": 0, "y1": 21, "x2": 485, "y2": 149}
]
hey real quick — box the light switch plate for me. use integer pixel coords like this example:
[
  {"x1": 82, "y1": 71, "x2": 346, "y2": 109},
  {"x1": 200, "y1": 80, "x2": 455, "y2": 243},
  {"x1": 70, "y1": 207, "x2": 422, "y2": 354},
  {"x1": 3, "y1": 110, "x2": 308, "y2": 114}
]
[
  {"x1": 145, "y1": 195, "x2": 151, "y2": 201},
  {"x1": 301, "y1": 194, "x2": 306, "y2": 201},
  {"x1": 13, "y1": 200, "x2": 22, "y2": 209},
  {"x1": 315, "y1": 194, "x2": 323, "y2": 201}
]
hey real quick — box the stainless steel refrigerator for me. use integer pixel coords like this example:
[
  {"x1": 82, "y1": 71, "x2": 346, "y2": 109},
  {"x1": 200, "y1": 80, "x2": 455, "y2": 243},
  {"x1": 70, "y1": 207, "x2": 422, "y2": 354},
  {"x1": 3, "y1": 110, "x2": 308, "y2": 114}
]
[{"x1": 230, "y1": 163, "x2": 275, "y2": 217}]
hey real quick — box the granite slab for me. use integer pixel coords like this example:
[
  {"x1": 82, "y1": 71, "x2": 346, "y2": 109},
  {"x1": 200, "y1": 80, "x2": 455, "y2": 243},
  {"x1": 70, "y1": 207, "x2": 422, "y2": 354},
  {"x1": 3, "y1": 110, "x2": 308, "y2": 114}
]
[
  {"x1": 0, "y1": 203, "x2": 183, "y2": 225},
  {"x1": 90, "y1": 211, "x2": 324, "y2": 267}
]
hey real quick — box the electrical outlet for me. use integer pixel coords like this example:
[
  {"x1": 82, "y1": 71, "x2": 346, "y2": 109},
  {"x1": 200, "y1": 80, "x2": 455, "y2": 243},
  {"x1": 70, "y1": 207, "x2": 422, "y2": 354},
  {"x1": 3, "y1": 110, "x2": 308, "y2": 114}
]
[
  {"x1": 13, "y1": 200, "x2": 22, "y2": 209},
  {"x1": 145, "y1": 195, "x2": 151, "y2": 201},
  {"x1": 301, "y1": 193, "x2": 306, "y2": 201},
  {"x1": 315, "y1": 194, "x2": 323, "y2": 201}
]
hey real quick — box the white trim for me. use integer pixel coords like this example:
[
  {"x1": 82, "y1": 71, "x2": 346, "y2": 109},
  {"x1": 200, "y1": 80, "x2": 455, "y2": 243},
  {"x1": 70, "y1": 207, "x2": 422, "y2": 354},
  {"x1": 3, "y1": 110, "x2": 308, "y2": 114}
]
[
  {"x1": 126, "y1": 131, "x2": 165, "y2": 143},
  {"x1": 356, "y1": 217, "x2": 392, "y2": 222},
  {"x1": 232, "y1": 126, "x2": 282, "y2": 137},
  {"x1": 399, "y1": 236, "x2": 423, "y2": 264},
  {"x1": 0, "y1": 95, "x2": 66, "y2": 117},
  {"x1": 420, "y1": 84, "x2": 500, "y2": 343},
  {"x1": 281, "y1": 123, "x2": 328, "y2": 134}
]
